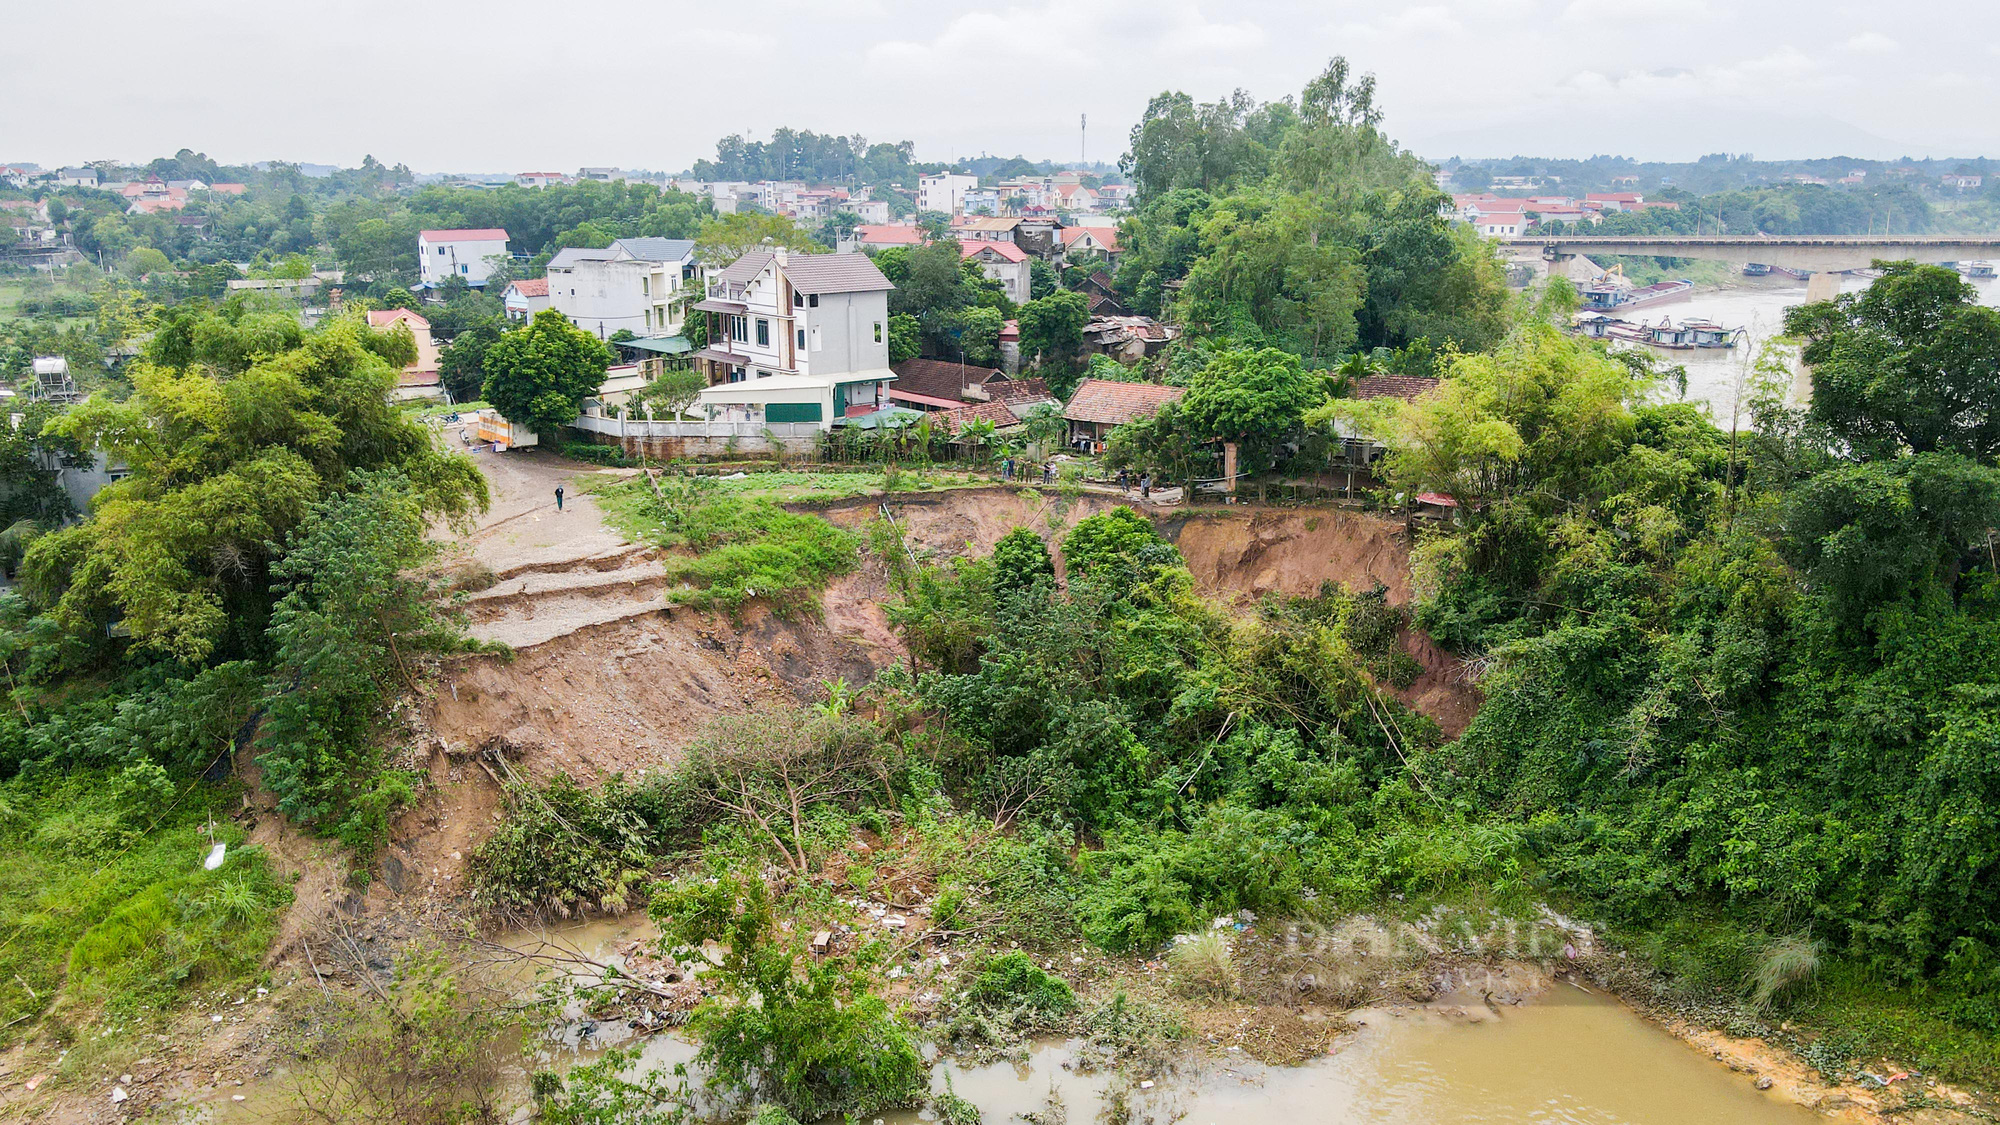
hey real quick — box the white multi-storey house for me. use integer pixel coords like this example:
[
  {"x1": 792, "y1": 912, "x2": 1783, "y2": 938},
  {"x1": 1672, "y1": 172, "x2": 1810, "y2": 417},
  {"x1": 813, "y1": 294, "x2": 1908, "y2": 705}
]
[
  {"x1": 418, "y1": 228, "x2": 510, "y2": 288},
  {"x1": 546, "y1": 237, "x2": 701, "y2": 340},
  {"x1": 918, "y1": 173, "x2": 978, "y2": 216},
  {"x1": 690, "y1": 249, "x2": 897, "y2": 429}
]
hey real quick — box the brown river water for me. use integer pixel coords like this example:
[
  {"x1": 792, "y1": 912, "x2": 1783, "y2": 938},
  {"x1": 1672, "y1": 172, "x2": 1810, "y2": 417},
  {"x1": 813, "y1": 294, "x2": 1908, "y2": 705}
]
[
  {"x1": 884, "y1": 986, "x2": 1820, "y2": 1125},
  {"x1": 419, "y1": 919, "x2": 1819, "y2": 1125},
  {"x1": 1623, "y1": 273, "x2": 2000, "y2": 424}
]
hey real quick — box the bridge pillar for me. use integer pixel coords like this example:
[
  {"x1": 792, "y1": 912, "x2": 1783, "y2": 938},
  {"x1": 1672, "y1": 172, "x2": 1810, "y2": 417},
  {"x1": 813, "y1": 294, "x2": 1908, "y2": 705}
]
[{"x1": 1805, "y1": 271, "x2": 1842, "y2": 303}]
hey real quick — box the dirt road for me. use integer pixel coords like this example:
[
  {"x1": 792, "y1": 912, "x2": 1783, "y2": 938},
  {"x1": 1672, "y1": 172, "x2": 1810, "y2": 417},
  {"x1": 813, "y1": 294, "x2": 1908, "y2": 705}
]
[{"x1": 446, "y1": 448, "x2": 670, "y2": 650}]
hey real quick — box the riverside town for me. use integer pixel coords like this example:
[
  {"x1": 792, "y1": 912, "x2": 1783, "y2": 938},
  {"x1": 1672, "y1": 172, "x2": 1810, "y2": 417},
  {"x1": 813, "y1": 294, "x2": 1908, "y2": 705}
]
[{"x1": 4, "y1": 4, "x2": 2000, "y2": 1122}]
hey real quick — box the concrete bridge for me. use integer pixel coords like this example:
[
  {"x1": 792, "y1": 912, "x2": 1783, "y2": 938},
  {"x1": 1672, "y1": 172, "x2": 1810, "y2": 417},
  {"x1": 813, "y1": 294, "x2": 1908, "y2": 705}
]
[{"x1": 1500, "y1": 235, "x2": 2000, "y2": 299}]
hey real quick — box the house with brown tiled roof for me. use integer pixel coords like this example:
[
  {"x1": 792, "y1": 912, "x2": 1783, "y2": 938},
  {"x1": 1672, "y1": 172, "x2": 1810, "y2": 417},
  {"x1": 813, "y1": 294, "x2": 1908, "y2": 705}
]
[
  {"x1": 1063, "y1": 378, "x2": 1185, "y2": 451},
  {"x1": 933, "y1": 400, "x2": 1024, "y2": 443},
  {"x1": 1348, "y1": 374, "x2": 1440, "y2": 401},
  {"x1": 888, "y1": 357, "x2": 1009, "y2": 410},
  {"x1": 985, "y1": 377, "x2": 1060, "y2": 418}
]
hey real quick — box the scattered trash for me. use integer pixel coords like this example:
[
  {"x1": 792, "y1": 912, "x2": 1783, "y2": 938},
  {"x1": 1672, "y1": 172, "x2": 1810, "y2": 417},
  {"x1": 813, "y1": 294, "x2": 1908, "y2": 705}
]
[
  {"x1": 211, "y1": 1015, "x2": 223, "y2": 1023},
  {"x1": 1139, "y1": 1080, "x2": 1155, "y2": 1089},
  {"x1": 110, "y1": 1086, "x2": 128, "y2": 1104},
  {"x1": 812, "y1": 931, "x2": 832, "y2": 954},
  {"x1": 23, "y1": 1074, "x2": 46, "y2": 1092},
  {"x1": 232, "y1": 1094, "x2": 246, "y2": 1102},
  {"x1": 1755, "y1": 1076, "x2": 1774, "y2": 1090},
  {"x1": 883, "y1": 916, "x2": 907, "y2": 929},
  {"x1": 203, "y1": 842, "x2": 227, "y2": 871}
]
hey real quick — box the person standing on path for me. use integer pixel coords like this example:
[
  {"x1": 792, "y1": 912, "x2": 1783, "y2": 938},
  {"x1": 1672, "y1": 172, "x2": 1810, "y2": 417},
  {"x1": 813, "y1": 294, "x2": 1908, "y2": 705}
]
[{"x1": 555, "y1": 485, "x2": 565, "y2": 513}]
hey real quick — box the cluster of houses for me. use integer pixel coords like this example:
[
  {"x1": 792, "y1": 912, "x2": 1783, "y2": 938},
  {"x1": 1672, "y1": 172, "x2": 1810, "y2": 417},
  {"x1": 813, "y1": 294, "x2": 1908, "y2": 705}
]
[
  {"x1": 1449, "y1": 191, "x2": 1681, "y2": 237},
  {"x1": 404, "y1": 209, "x2": 1173, "y2": 448}
]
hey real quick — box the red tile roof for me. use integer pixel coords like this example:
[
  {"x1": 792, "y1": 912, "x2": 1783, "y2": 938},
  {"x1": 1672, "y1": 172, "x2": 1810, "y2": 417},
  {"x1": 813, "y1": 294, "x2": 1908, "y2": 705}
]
[
  {"x1": 507, "y1": 278, "x2": 549, "y2": 297},
  {"x1": 986, "y1": 377, "x2": 1055, "y2": 404},
  {"x1": 419, "y1": 228, "x2": 509, "y2": 242},
  {"x1": 1349, "y1": 374, "x2": 1440, "y2": 402},
  {"x1": 1061, "y1": 227, "x2": 1120, "y2": 251},
  {"x1": 1063, "y1": 378, "x2": 1184, "y2": 426},
  {"x1": 889, "y1": 357, "x2": 1005, "y2": 405},
  {"x1": 935, "y1": 400, "x2": 1022, "y2": 436},
  {"x1": 854, "y1": 224, "x2": 924, "y2": 246},
  {"x1": 367, "y1": 308, "x2": 431, "y2": 331},
  {"x1": 959, "y1": 239, "x2": 1028, "y2": 263}
]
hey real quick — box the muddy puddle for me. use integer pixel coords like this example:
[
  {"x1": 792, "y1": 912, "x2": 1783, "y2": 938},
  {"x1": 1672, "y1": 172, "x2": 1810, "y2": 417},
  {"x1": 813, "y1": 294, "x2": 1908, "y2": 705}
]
[{"x1": 883, "y1": 986, "x2": 1821, "y2": 1125}]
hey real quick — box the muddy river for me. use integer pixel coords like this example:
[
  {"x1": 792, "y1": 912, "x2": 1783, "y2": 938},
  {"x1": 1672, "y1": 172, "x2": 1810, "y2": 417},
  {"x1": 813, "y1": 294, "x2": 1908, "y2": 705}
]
[
  {"x1": 462, "y1": 920, "x2": 1822, "y2": 1125},
  {"x1": 1611, "y1": 273, "x2": 2000, "y2": 425},
  {"x1": 881, "y1": 986, "x2": 1819, "y2": 1125}
]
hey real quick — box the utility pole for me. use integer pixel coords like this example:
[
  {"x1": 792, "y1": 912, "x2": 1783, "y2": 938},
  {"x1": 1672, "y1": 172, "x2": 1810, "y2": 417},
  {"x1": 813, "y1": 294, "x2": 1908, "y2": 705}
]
[{"x1": 1080, "y1": 114, "x2": 1087, "y2": 167}]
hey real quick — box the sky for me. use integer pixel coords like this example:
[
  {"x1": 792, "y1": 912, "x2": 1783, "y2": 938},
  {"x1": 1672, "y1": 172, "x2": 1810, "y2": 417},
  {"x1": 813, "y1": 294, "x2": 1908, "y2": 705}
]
[{"x1": 4, "y1": 0, "x2": 1997, "y2": 173}]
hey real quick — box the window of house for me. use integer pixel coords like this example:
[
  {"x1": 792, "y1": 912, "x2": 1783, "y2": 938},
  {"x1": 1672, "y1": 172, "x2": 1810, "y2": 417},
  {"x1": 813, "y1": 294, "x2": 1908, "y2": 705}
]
[
  {"x1": 808, "y1": 294, "x2": 819, "y2": 307},
  {"x1": 873, "y1": 322, "x2": 883, "y2": 343},
  {"x1": 793, "y1": 291, "x2": 804, "y2": 308},
  {"x1": 641, "y1": 277, "x2": 650, "y2": 296},
  {"x1": 796, "y1": 328, "x2": 805, "y2": 349},
  {"x1": 644, "y1": 310, "x2": 653, "y2": 330},
  {"x1": 756, "y1": 319, "x2": 770, "y2": 347}
]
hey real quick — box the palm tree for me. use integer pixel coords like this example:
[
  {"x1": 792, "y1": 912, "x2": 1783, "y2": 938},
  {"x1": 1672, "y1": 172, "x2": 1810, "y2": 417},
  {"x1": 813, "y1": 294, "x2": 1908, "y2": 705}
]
[{"x1": 959, "y1": 417, "x2": 998, "y2": 467}]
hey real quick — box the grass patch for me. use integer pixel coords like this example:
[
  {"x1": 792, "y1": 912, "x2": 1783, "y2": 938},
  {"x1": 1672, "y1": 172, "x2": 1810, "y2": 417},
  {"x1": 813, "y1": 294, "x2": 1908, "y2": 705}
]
[
  {"x1": 0, "y1": 771, "x2": 291, "y2": 1042},
  {"x1": 402, "y1": 399, "x2": 488, "y2": 420},
  {"x1": 593, "y1": 476, "x2": 861, "y2": 614}
]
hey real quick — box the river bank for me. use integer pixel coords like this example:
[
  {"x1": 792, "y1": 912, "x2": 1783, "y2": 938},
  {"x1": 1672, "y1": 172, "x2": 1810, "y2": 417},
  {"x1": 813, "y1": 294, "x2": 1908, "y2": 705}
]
[{"x1": 477, "y1": 900, "x2": 1987, "y2": 1125}]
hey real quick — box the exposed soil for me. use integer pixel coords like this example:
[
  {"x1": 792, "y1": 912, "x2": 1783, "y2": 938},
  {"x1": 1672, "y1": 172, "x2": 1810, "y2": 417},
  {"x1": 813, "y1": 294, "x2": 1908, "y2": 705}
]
[
  {"x1": 1162, "y1": 507, "x2": 1415, "y2": 605},
  {"x1": 0, "y1": 467, "x2": 1497, "y2": 1123}
]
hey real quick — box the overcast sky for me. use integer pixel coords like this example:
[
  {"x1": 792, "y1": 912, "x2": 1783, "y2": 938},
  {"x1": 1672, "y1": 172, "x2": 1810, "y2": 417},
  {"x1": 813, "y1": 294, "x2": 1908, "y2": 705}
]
[{"x1": 5, "y1": 0, "x2": 1996, "y2": 172}]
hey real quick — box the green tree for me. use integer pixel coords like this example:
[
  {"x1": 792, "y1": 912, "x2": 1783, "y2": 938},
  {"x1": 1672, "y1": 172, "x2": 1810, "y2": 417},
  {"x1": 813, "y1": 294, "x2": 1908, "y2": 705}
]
[
  {"x1": 22, "y1": 314, "x2": 487, "y2": 662},
  {"x1": 653, "y1": 872, "x2": 925, "y2": 1121},
  {"x1": 695, "y1": 212, "x2": 821, "y2": 264},
  {"x1": 1787, "y1": 262, "x2": 2000, "y2": 461},
  {"x1": 637, "y1": 367, "x2": 706, "y2": 419},
  {"x1": 1017, "y1": 291, "x2": 1089, "y2": 374},
  {"x1": 1180, "y1": 347, "x2": 1323, "y2": 468},
  {"x1": 437, "y1": 321, "x2": 503, "y2": 402},
  {"x1": 481, "y1": 309, "x2": 614, "y2": 439},
  {"x1": 1029, "y1": 257, "x2": 1061, "y2": 300},
  {"x1": 954, "y1": 306, "x2": 1004, "y2": 367},
  {"x1": 259, "y1": 471, "x2": 462, "y2": 849},
  {"x1": 992, "y1": 527, "x2": 1055, "y2": 599},
  {"x1": 887, "y1": 314, "x2": 921, "y2": 364}
]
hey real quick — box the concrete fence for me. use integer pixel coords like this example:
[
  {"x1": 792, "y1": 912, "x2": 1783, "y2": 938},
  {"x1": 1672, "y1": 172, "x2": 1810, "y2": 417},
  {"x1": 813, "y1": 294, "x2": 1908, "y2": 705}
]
[{"x1": 570, "y1": 413, "x2": 823, "y2": 460}]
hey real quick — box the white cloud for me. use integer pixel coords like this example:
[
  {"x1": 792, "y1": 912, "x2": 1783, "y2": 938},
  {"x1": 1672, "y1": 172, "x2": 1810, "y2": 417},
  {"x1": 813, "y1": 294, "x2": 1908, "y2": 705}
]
[
  {"x1": 1841, "y1": 31, "x2": 1900, "y2": 54},
  {"x1": 1334, "y1": 5, "x2": 1465, "y2": 38},
  {"x1": 1558, "y1": 0, "x2": 1713, "y2": 25}
]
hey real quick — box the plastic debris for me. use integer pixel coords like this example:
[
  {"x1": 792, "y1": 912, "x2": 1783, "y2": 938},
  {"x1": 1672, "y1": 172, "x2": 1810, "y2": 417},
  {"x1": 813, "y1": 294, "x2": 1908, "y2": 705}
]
[
  {"x1": 204, "y1": 843, "x2": 227, "y2": 870},
  {"x1": 110, "y1": 1087, "x2": 128, "y2": 1103}
]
